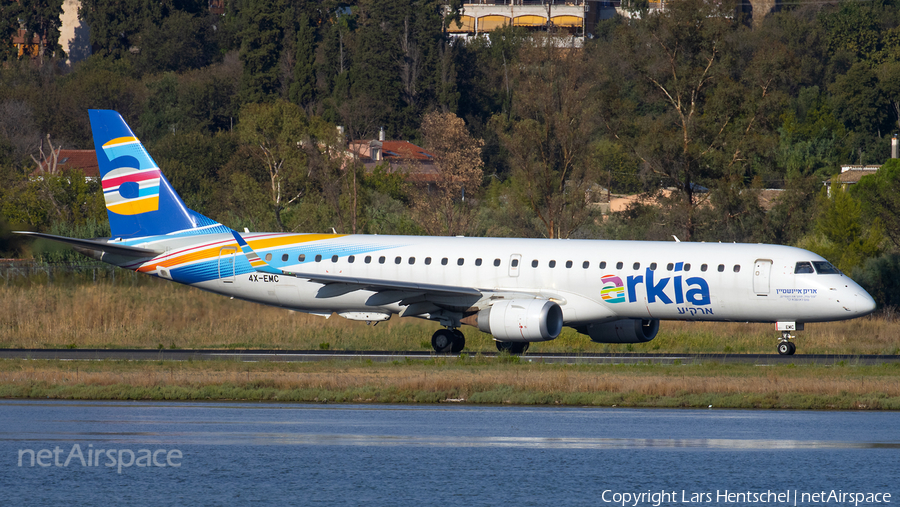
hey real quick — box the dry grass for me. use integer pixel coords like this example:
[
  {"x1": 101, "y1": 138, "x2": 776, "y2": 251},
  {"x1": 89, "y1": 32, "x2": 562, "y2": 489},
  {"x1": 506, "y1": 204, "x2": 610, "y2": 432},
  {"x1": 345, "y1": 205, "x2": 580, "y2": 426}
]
[
  {"x1": 1, "y1": 282, "x2": 899, "y2": 354},
  {"x1": 2, "y1": 360, "x2": 899, "y2": 408}
]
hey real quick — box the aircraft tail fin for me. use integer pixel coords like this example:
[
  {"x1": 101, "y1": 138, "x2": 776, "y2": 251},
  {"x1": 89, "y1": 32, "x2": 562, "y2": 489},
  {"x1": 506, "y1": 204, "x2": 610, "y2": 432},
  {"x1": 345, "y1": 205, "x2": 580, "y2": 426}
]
[{"x1": 89, "y1": 110, "x2": 229, "y2": 239}]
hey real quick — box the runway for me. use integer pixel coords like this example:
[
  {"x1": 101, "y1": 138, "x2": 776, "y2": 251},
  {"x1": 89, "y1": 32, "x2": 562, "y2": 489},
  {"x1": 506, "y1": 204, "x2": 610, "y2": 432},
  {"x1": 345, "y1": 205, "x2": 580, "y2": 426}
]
[{"x1": 0, "y1": 348, "x2": 897, "y2": 365}]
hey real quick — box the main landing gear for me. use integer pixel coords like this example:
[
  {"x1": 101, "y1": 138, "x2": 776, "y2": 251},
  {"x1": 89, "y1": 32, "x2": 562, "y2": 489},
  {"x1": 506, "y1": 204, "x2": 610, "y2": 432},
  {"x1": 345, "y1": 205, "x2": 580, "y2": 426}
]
[
  {"x1": 777, "y1": 331, "x2": 797, "y2": 356},
  {"x1": 431, "y1": 328, "x2": 465, "y2": 353}
]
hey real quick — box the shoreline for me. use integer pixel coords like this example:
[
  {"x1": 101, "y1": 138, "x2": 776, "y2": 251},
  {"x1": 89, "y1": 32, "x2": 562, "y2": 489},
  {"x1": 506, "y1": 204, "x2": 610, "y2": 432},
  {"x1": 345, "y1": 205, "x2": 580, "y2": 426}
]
[{"x1": 2, "y1": 358, "x2": 899, "y2": 410}]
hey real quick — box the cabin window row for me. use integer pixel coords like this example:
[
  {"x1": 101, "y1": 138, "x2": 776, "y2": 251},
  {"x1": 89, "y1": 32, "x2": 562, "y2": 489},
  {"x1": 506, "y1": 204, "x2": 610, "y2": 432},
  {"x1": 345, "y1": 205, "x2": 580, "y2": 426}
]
[{"x1": 265, "y1": 253, "x2": 741, "y2": 272}]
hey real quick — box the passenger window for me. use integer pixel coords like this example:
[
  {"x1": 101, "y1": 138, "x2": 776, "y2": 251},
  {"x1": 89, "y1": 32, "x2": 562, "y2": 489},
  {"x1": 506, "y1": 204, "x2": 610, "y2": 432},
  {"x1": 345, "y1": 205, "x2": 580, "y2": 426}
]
[
  {"x1": 332, "y1": 255, "x2": 339, "y2": 263},
  {"x1": 566, "y1": 260, "x2": 573, "y2": 268},
  {"x1": 298, "y1": 254, "x2": 306, "y2": 262},
  {"x1": 583, "y1": 261, "x2": 590, "y2": 269},
  {"x1": 395, "y1": 256, "x2": 402, "y2": 264},
  {"x1": 684, "y1": 263, "x2": 691, "y2": 271},
  {"x1": 549, "y1": 260, "x2": 557, "y2": 268},
  {"x1": 441, "y1": 258, "x2": 448, "y2": 266},
  {"x1": 812, "y1": 261, "x2": 841, "y2": 275},
  {"x1": 425, "y1": 257, "x2": 432, "y2": 265},
  {"x1": 511, "y1": 259, "x2": 519, "y2": 267},
  {"x1": 315, "y1": 254, "x2": 322, "y2": 262},
  {"x1": 494, "y1": 259, "x2": 501, "y2": 267},
  {"x1": 265, "y1": 254, "x2": 273, "y2": 261},
  {"x1": 701, "y1": 264, "x2": 707, "y2": 272},
  {"x1": 718, "y1": 264, "x2": 725, "y2": 272},
  {"x1": 409, "y1": 257, "x2": 415, "y2": 265},
  {"x1": 733, "y1": 265, "x2": 741, "y2": 273},
  {"x1": 282, "y1": 254, "x2": 289, "y2": 262},
  {"x1": 475, "y1": 258, "x2": 482, "y2": 266},
  {"x1": 532, "y1": 260, "x2": 539, "y2": 268},
  {"x1": 616, "y1": 261, "x2": 623, "y2": 269},
  {"x1": 457, "y1": 258, "x2": 464, "y2": 266},
  {"x1": 599, "y1": 261, "x2": 606, "y2": 269},
  {"x1": 633, "y1": 262, "x2": 640, "y2": 270},
  {"x1": 666, "y1": 263, "x2": 674, "y2": 271},
  {"x1": 379, "y1": 256, "x2": 386, "y2": 264},
  {"x1": 649, "y1": 263, "x2": 657, "y2": 270},
  {"x1": 795, "y1": 262, "x2": 814, "y2": 274},
  {"x1": 348, "y1": 255, "x2": 355, "y2": 263},
  {"x1": 365, "y1": 256, "x2": 371, "y2": 264}
]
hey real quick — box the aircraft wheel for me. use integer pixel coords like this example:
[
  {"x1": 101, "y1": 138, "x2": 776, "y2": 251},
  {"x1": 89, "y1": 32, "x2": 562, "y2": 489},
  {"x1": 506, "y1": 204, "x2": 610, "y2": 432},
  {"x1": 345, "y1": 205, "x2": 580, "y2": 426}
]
[
  {"x1": 431, "y1": 329, "x2": 455, "y2": 353},
  {"x1": 777, "y1": 341, "x2": 793, "y2": 355},
  {"x1": 450, "y1": 329, "x2": 466, "y2": 353},
  {"x1": 788, "y1": 342, "x2": 796, "y2": 355},
  {"x1": 495, "y1": 341, "x2": 529, "y2": 355}
]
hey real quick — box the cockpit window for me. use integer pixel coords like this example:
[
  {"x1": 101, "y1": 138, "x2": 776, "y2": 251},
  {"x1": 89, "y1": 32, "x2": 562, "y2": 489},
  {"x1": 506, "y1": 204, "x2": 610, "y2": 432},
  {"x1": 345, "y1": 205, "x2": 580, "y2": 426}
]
[
  {"x1": 812, "y1": 261, "x2": 841, "y2": 275},
  {"x1": 794, "y1": 262, "x2": 814, "y2": 274}
]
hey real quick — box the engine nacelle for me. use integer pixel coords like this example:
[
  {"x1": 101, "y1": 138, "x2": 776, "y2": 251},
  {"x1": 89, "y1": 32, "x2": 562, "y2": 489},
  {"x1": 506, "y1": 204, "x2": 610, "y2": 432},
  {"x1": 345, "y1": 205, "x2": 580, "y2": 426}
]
[
  {"x1": 581, "y1": 318, "x2": 659, "y2": 344},
  {"x1": 476, "y1": 299, "x2": 563, "y2": 342}
]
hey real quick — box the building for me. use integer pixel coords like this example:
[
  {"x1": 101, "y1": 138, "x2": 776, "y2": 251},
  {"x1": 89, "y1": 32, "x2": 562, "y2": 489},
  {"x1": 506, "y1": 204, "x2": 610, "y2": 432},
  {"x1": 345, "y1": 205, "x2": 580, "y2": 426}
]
[
  {"x1": 34, "y1": 149, "x2": 100, "y2": 180},
  {"x1": 824, "y1": 165, "x2": 880, "y2": 196},
  {"x1": 348, "y1": 139, "x2": 440, "y2": 184},
  {"x1": 446, "y1": 0, "x2": 619, "y2": 41}
]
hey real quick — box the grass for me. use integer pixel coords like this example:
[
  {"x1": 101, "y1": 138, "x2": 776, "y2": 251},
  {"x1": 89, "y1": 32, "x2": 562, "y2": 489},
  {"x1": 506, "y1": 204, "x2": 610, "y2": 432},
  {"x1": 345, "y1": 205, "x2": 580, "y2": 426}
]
[
  {"x1": 2, "y1": 358, "x2": 900, "y2": 409},
  {"x1": 1, "y1": 280, "x2": 899, "y2": 354}
]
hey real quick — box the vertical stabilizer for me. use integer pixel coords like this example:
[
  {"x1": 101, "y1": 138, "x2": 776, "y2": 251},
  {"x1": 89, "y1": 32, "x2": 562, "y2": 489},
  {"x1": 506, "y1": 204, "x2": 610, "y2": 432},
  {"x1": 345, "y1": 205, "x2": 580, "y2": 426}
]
[{"x1": 89, "y1": 109, "x2": 225, "y2": 238}]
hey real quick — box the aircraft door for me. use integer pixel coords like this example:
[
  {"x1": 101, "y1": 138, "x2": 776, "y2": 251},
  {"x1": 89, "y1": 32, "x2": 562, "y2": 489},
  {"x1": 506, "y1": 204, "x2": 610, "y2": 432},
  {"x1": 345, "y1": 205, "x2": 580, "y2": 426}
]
[
  {"x1": 753, "y1": 259, "x2": 772, "y2": 295},
  {"x1": 508, "y1": 254, "x2": 522, "y2": 277},
  {"x1": 218, "y1": 247, "x2": 237, "y2": 283}
]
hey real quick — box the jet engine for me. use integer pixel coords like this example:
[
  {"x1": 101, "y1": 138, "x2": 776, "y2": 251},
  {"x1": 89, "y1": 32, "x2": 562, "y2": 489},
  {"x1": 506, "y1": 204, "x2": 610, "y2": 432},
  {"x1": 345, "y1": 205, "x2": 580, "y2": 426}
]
[
  {"x1": 581, "y1": 318, "x2": 659, "y2": 344},
  {"x1": 475, "y1": 299, "x2": 563, "y2": 342}
]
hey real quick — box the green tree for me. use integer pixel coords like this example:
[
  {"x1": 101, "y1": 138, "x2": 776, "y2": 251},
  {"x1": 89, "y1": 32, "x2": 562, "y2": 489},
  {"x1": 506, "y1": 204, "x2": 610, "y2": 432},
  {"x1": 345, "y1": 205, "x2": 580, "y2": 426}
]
[
  {"x1": 289, "y1": 13, "x2": 316, "y2": 109},
  {"x1": 19, "y1": 0, "x2": 65, "y2": 63},
  {"x1": 236, "y1": 100, "x2": 338, "y2": 231},
  {"x1": 800, "y1": 185, "x2": 882, "y2": 273},
  {"x1": 493, "y1": 33, "x2": 599, "y2": 239},
  {"x1": 852, "y1": 158, "x2": 900, "y2": 249},
  {"x1": 239, "y1": 0, "x2": 285, "y2": 103}
]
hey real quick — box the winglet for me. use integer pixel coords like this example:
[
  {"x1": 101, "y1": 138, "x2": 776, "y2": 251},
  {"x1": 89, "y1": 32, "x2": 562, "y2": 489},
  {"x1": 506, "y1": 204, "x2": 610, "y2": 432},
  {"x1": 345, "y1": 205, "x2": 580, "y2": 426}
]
[{"x1": 231, "y1": 231, "x2": 282, "y2": 275}]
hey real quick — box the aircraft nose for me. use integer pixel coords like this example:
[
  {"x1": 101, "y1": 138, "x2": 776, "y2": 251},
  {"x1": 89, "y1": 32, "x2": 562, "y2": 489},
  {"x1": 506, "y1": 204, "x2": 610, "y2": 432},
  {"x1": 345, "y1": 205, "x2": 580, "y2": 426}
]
[{"x1": 858, "y1": 291, "x2": 877, "y2": 316}]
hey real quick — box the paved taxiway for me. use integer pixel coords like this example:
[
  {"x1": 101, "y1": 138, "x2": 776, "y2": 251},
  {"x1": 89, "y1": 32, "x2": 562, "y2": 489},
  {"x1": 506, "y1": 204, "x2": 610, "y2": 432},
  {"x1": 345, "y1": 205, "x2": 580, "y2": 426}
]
[{"x1": 0, "y1": 349, "x2": 897, "y2": 365}]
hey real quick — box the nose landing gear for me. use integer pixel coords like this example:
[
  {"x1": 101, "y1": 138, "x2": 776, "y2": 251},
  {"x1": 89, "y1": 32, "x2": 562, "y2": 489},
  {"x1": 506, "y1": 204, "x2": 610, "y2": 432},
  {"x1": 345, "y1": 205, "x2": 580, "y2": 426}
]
[
  {"x1": 431, "y1": 328, "x2": 465, "y2": 353},
  {"x1": 777, "y1": 331, "x2": 796, "y2": 355}
]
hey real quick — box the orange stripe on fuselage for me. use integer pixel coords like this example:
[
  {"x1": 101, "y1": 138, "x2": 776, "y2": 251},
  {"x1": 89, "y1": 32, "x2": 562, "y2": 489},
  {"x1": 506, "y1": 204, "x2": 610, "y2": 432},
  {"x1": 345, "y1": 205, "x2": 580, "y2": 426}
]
[{"x1": 134, "y1": 233, "x2": 347, "y2": 273}]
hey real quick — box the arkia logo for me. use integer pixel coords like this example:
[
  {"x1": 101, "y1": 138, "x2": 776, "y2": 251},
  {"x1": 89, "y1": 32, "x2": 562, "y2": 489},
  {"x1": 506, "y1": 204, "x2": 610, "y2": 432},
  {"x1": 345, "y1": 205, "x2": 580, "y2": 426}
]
[
  {"x1": 601, "y1": 263, "x2": 711, "y2": 306},
  {"x1": 100, "y1": 137, "x2": 161, "y2": 216}
]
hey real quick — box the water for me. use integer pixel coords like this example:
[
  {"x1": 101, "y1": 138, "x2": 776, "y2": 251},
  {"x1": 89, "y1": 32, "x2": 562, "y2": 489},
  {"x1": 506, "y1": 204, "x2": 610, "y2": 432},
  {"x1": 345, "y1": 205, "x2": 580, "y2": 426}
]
[{"x1": 1, "y1": 400, "x2": 898, "y2": 506}]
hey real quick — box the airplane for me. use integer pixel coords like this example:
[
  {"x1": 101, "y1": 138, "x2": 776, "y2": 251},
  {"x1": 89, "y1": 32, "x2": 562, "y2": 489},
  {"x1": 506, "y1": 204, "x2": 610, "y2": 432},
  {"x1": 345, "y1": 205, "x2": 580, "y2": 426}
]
[{"x1": 16, "y1": 110, "x2": 878, "y2": 355}]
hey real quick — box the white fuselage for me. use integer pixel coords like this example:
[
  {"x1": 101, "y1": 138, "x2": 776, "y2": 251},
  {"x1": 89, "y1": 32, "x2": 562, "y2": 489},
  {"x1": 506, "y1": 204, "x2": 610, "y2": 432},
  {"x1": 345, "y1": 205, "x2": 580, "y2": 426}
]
[{"x1": 119, "y1": 234, "x2": 876, "y2": 327}]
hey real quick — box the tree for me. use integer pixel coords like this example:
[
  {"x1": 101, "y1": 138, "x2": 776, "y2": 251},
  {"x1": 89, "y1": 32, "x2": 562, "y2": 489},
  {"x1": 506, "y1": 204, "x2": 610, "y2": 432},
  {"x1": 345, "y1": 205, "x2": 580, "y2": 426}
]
[
  {"x1": 493, "y1": 33, "x2": 599, "y2": 239},
  {"x1": 236, "y1": 100, "x2": 311, "y2": 231},
  {"x1": 413, "y1": 111, "x2": 483, "y2": 236},
  {"x1": 852, "y1": 158, "x2": 900, "y2": 249},
  {"x1": 801, "y1": 185, "x2": 882, "y2": 273},
  {"x1": 239, "y1": 0, "x2": 285, "y2": 103},
  {"x1": 289, "y1": 13, "x2": 316, "y2": 109},
  {"x1": 19, "y1": 0, "x2": 65, "y2": 63}
]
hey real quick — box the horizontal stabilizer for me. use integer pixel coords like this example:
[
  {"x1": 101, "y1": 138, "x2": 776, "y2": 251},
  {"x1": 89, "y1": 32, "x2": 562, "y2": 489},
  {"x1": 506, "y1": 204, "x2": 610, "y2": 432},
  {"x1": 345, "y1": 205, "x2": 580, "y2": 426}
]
[{"x1": 13, "y1": 231, "x2": 162, "y2": 258}]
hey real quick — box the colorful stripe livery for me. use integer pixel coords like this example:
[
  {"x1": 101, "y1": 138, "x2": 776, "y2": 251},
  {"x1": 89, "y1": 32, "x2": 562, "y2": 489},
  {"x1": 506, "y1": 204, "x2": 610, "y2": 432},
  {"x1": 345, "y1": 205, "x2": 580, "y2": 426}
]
[
  {"x1": 231, "y1": 231, "x2": 281, "y2": 275},
  {"x1": 100, "y1": 136, "x2": 161, "y2": 215},
  {"x1": 126, "y1": 232, "x2": 393, "y2": 285},
  {"x1": 89, "y1": 110, "x2": 221, "y2": 238}
]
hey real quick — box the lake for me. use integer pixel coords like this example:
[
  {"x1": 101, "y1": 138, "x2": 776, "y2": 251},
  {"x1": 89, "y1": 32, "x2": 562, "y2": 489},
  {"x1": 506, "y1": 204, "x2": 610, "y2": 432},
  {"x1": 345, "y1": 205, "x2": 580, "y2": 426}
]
[{"x1": 1, "y1": 400, "x2": 897, "y2": 506}]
